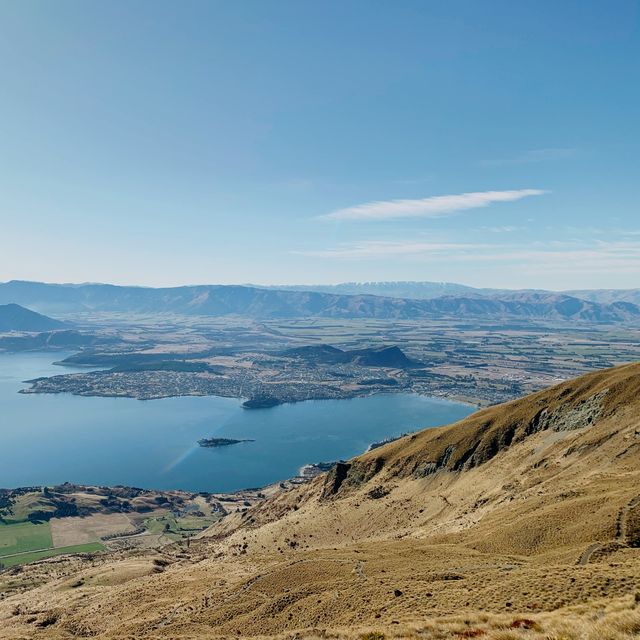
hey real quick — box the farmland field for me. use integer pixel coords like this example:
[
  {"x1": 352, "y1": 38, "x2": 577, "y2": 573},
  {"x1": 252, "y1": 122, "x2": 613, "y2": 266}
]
[{"x1": 0, "y1": 521, "x2": 53, "y2": 557}]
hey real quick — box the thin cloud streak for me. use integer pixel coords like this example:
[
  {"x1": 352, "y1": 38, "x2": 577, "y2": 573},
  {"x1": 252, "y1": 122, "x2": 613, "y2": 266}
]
[
  {"x1": 295, "y1": 240, "x2": 640, "y2": 276},
  {"x1": 321, "y1": 189, "x2": 546, "y2": 221},
  {"x1": 295, "y1": 241, "x2": 492, "y2": 260}
]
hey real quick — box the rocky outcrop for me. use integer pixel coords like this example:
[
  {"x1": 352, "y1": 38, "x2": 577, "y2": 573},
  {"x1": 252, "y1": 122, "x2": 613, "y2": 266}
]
[
  {"x1": 534, "y1": 390, "x2": 606, "y2": 432},
  {"x1": 321, "y1": 457, "x2": 386, "y2": 498}
]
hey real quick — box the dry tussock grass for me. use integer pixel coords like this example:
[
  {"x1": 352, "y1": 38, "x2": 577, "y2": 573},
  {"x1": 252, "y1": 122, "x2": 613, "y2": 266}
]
[{"x1": 288, "y1": 596, "x2": 640, "y2": 640}]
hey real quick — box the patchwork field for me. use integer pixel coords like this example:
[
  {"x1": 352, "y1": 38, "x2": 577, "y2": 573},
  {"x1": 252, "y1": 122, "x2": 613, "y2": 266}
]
[
  {"x1": 0, "y1": 522, "x2": 52, "y2": 557},
  {"x1": 49, "y1": 513, "x2": 136, "y2": 547},
  {"x1": 0, "y1": 483, "x2": 270, "y2": 569}
]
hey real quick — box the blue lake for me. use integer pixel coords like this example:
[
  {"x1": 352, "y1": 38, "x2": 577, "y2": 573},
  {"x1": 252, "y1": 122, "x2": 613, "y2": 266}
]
[{"x1": 0, "y1": 351, "x2": 474, "y2": 492}]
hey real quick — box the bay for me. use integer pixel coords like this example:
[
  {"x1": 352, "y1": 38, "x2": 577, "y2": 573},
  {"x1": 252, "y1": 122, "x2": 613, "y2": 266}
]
[{"x1": 0, "y1": 351, "x2": 474, "y2": 492}]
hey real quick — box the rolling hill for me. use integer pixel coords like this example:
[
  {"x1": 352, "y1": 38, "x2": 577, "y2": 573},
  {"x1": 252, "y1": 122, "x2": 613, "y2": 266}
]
[
  {"x1": 0, "y1": 330, "x2": 100, "y2": 352},
  {"x1": 2, "y1": 363, "x2": 640, "y2": 638},
  {"x1": 282, "y1": 344, "x2": 416, "y2": 367},
  {"x1": 1, "y1": 280, "x2": 639, "y2": 323},
  {"x1": 0, "y1": 303, "x2": 65, "y2": 332}
]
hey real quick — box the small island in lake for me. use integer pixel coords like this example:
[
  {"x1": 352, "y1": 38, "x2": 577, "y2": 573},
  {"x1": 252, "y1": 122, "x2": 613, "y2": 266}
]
[
  {"x1": 197, "y1": 437, "x2": 255, "y2": 448},
  {"x1": 242, "y1": 396, "x2": 281, "y2": 409}
]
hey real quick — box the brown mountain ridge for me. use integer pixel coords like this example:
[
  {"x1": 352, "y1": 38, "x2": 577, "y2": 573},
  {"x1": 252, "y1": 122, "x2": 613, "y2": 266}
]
[{"x1": 1, "y1": 363, "x2": 640, "y2": 639}]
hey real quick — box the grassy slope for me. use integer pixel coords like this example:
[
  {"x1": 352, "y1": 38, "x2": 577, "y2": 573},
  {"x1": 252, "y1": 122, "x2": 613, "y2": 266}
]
[
  {"x1": 2, "y1": 494, "x2": 56, "y2": 524},
  {"x1": 0, "y1": 543, "x2": 104, "y2": 568}
]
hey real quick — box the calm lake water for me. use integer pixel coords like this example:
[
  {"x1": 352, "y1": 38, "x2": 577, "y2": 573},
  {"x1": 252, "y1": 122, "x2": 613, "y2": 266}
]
[{"x1": 0, "y1": 351, "x2": 474, "y2": 492}]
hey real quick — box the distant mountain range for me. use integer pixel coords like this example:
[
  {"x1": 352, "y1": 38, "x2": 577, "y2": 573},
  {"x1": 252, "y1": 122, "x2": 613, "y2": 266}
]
[
  {"x1": 0, "y1": 303, "x2": 66, "y2": 332},
  {"x1": 261, "y1": 280, "x2": 640, "y2": 305},
  {"x1": 260, "y1": 281, "x2": 496, "y2": 299},
  {"x1": 1, "y1": 280, "x2": 639, "y2": 324},
  {"x1": 564, "y1": 288, "x2": 640, "y2": 305}
]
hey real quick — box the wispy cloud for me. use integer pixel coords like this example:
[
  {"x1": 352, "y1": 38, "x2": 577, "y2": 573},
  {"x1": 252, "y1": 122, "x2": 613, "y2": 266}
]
[
  {"x1": 320, "y1": 189, "x2": 545, "y2": 221},
  {"x1": 481, "y1": 225, "x2": 523, "y2": 233},
  {"x1": 295, "y1": 241, "x2": 490, "y2": 260},
  {"x1": 295, "y1": 239, "x2": 640, "y2": 276}
]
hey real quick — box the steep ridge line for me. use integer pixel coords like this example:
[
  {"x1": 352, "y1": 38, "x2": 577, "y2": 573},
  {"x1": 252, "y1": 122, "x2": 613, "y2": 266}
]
[
  {"x1": 316, "y1": 373, "x2": 623, "y2": 502},
  {"x1": 206, "y1": 362, "x2": 640, "y2": 566}
]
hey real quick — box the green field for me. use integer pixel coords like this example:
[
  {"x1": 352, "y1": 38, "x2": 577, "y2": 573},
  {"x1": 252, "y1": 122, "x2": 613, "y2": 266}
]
[
  {"x1": 175, "y1": 514, "x2": 219, "y2": 531},
  {"x1": 0, "y1": 498, "x2": 106, "y2": 569},
  {"x1": 0, "y1": 521, "x2": 53, "y2": 557},
  {"x1": 144, "y1": 514, "x2": 182, "y2": 540},
  {"x1": 143, "y1": 513, "x2": 216, "y2": 541},
  {"x1": 0, "y1": 542, "x2": 104, "y2": 568},
  {"x1": 0, "y1": 487, "x2": 222, "y2": 570}
]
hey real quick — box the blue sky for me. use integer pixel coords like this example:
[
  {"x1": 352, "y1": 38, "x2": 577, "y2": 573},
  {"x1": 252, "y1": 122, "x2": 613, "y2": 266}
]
[{"x1": 0, "y1": 0, "x2": 638, "y2": 289}]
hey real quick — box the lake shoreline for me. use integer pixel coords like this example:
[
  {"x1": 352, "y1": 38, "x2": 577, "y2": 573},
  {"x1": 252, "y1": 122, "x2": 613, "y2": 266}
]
[
  {"x1": 1, "y1": 351, "x2": 475, "y2": 494},
  {"x1": 19, "y1": 375, "x2": 479, "y2": 410}
]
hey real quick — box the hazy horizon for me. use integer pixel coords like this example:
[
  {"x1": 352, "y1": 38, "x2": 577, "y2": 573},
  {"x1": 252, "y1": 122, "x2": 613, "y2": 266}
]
[{"x1": 1, "y1": 277, "x2": 637, "y2": 294}]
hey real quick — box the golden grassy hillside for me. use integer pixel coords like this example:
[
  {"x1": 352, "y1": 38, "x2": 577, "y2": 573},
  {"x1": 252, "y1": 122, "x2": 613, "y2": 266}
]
[{"x1": 1, "y1": 363, "x2": 640, "y2": 639}]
